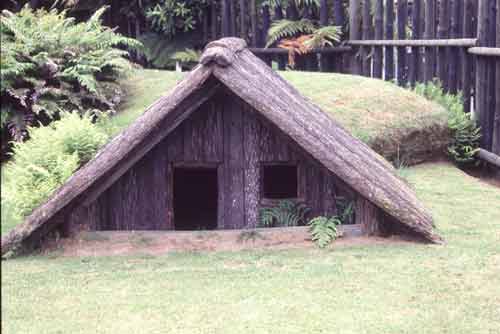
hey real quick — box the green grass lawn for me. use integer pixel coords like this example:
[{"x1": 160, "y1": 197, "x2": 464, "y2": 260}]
[{"x1": 2, "y1": 162, "x2": 499, "y2": 334}]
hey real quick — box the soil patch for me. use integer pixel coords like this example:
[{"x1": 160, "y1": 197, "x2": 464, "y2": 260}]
[{"x1": 45, "y1": 226, "x2": 416, "y2": 257}]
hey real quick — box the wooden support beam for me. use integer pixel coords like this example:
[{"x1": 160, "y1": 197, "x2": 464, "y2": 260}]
[
  {"x1": 477, "y1": 149, "x2": 500, "y2": 167},
  {"x1": 249, "y1": 47, "x2": 352, "y2": 55},
  {"x1": 468, "y1": 47, "x2": 500, "y2": 57},
  {"x1": 348, "y1": 38, "x2": 477, "y2": 47}
]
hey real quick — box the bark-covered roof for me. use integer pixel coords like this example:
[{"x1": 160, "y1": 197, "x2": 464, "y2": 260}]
[{"x1": 1, "y1": 38, "x2": 442, "y2": 255}]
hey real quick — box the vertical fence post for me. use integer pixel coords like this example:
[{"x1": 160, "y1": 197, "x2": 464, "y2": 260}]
[
  {"x1": 211, "y1": 0, "x2": 218, "y2": 40},
  {"x1": 373, "y1": 0, "x2": 384, "y2": 78},
  {"x1": 222, "y1": 0, "x2": 231, "y2": 37},
  {"x1": 424, "y1": 0, "x2": 437, "y2": 83},
  {"x1": 239, "y1": 0, "x2": 247, "y2": 40},
  {"x1": 476, "y1": 0, "x2": 494, "y2": 150},
  {"x1": 230, "y1": 0, "x2": 236, "y2": 36},
  {"x1": 409, "y1": 0, "x2": 422, "y2": 87},
  {"x1": 448, "y1": 0, "x2": 460, "y2": 93},
  {"x1": 462, "y1": 0, "x2": 474, "y2": 112},
  {"x1": 250, "y1": 0, "x2": 258, "y2": 47},
  {"x1": 261, "y1": 5, "x2": 272, "y2": 66},
  {"x1": 362, "y1": 0, "x2": 373, "y2": 76},
  {"x1": 303, "y1": 3, "x2": 318, "y2": 71},
  {"x1": 437, "y1": 0, "x2": 450, "y2": 89},
  {"x1": 494, "y1": 0, "x2": 500, "y2": 155},
  {"x1": 319, "y1": 0, "x2": 332, "y2": 72},
  {"x1": 273, "y1": 5, "x2": 287, "y2": 70},
  {"x1": 385, "y1": 0, "x2": 395, "y2": 81},
  {"x1": 333, "y1": 0, "x2": 346, "y2": 73},
  {"x1": 397, "y1": 0, "x2": 408, "y2": 86},
  {"x1": 349, "y1": 0, "x2": 362, "y2": 75}
]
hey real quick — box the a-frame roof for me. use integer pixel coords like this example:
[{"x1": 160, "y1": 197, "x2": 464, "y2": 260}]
[{"x1": 1, "y1": 38, "x2": 442, "y2": 255}]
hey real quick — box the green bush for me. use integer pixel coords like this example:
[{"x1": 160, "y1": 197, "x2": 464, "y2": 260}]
[
  {"x1": 2, "y1": 112, "x2": 109, "y2": 221},
  {"x1": 0, "y1": 6, "x2": 141, "y2": 145},
  {"x1": 413, "y1": 81, "x2": 481, "y2": 165}
]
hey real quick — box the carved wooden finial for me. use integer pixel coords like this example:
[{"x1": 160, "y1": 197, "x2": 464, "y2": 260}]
[{"x1": 200, "y1": 37, "x2": 248, "y2": 67}]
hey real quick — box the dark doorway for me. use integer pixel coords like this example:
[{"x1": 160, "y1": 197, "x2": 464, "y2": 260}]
[{"x1": 173, "y1": 167, "x2": 218, "y2": 230}]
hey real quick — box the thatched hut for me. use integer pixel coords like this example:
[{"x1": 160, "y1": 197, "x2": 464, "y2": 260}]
[{"x1": 1, "y1": 38, "x2": 442, "y2": 255}]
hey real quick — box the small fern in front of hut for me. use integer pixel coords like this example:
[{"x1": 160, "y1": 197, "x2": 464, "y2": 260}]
[
  {"x1": 308, "y1": 216, "x2": 341, "y2": 248},
  {"x1": 259, "y1": 200, "x2": 310, "y2": 227}
]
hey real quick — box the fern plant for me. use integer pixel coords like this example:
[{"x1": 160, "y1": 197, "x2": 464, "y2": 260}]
[
  {"x1": 2, "y1": 111, "x2": 109, "y2": 219},
  {"x1": 0, "y1": 6, "x2": 141, "y2": 151},
  {"x1": 308, "y1": 216, "x2": 341, "y2": 248},
  {"x1": 259, "y1": 200, "x2": 310, "y2": 227}
]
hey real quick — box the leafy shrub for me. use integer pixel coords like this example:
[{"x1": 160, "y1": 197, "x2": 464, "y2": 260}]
[
  {"x1": 308, "y1": 216, "x2": 340, "y2": 248},
  {"x1": 0, "y1": 6, "x2": 141, "y2": 145},
  {"x1": 145, "y1": 0, "x2": 207, "y2": 39},
  {"x1": 259, "y1": 200, "x2": 310, "y2": 227},
  {"x1": 2, "y1": 112, "x2": 109, "y2": 220},
  {"x1": 413, "y1": 81, "x2": 481, "y2": 165}
]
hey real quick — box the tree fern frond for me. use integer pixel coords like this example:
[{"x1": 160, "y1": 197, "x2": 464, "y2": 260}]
[
  {"x1": 304, "y1": 25, "x2": 342, "y2": 49},
  {"x1": 266, "y1": 19, "x2": 316, "y2": 47}
]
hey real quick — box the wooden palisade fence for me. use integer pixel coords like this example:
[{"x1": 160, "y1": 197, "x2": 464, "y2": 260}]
[{"x1": 201, "y1": 0, "x2": 499, "y2": 154}]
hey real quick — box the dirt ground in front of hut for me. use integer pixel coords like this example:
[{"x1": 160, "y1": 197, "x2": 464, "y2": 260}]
[{"x1": 45, "y1": 227, "x2": 416, "y2": 257}]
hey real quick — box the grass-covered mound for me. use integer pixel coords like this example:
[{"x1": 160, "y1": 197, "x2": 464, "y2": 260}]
[
  {"x1": 2, "y1": 162, "x2": 499, "y2": 333},
  {"x1": 114, "y1": 69, "x2": 450, "y2": 165}
]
